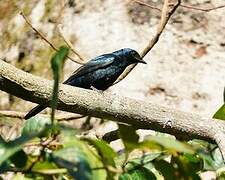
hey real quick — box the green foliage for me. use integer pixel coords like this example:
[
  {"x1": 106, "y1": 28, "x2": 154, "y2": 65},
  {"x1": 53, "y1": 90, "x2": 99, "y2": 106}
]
[
  {"x1": 213, "y1": 104, "x2": 225, "y2": 120},
  {"x1": 51, "y1": 128, "x2": 107, "y2": 180},
  {"x1": 22, "y1": 116, "x2": 51, "y2": 136},
  {"x1": 50, "y1": 46, "x2": 69, "y2": 123},
  {"x1": 118, "y1": 136, "x2": 202, "y2": 180},
  {"x1": 119, "y1": 153, "x2": 162, "y2": 179},
  {"x1": 83, "y1": 138, "x2": 117, "y2": 179},
  {"x1": 140, "y1": 136, "x2": 195, "y2": 154},
  {"x1": 118, "y1": 124, "x2": 139, "y2": 152},
  {"x1": 52, "y1": 147, "x2": 93, "y2": 179},
  {"x1": 0, "y1": 125, "x2": 48, "y2": 167},
  {"x1": 0, "y1": 48, "x2": 224, "y2": 179},
  {"x1": 213, "y1": 87, "x2": 225, "y2": 120},
  {"x1": 189, "y1": 140, "x2": 224, "y2": 171},
  {"x1": 217, "y1": 167, "x2": 225, "y2": 180},
  {"x1": 119, "y1": 163, "x2": 157, "y2": 180}
]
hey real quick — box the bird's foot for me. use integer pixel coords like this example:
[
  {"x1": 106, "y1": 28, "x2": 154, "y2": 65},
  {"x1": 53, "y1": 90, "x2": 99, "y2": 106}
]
[{"x1": 90, "y1": 86, "x2": 104, "y2": 93}]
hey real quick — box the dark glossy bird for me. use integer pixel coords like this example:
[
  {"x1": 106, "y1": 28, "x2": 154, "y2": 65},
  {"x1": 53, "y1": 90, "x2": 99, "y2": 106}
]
[{"x1": 25, "y1": 48, "x2": 146, "y2": 120}]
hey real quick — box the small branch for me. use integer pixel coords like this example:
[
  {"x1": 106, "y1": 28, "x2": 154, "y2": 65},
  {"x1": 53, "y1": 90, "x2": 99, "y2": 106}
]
[
  {"x1": 57, "y1": 24, "x2": 85, "y2": 63},
  {"x1": 55, "y1": 0, "x2": 66, "y2": 26},
  {"x1": 114, "y1": 0, "x2": 181, "y2": 85},
  {"x1": 20, "y1": 12, "x2": 57, "y2": 51},
  {"x1": 20, "y1": 12, "x2": 84, "y2": 64},
  {"x1": 54, "y1": 0, "x2": 85, "y2": 63},
  {"x1": 131, "y1": 0, "x2": 161, "y2": 11},
  {"x1": 133, "y1": 0, "x2": 225, "y2": 12},
  {"x1": 1, "y1": 60, "x2": 225, "y2": 160},
  {"x1": 180, "y1": 4, "x2": 225, "y2": 12},
  {"x1": 0, "y1": 110, "x2": 85, "y2": 121},
  {"x1": 141, "y1": 0, "x2": 181, "y2": 57}
]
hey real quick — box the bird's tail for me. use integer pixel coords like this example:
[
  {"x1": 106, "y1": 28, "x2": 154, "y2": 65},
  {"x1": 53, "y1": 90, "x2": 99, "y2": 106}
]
[{"x1": 24, "y1": 104, "x2": 47, "y2": 120}]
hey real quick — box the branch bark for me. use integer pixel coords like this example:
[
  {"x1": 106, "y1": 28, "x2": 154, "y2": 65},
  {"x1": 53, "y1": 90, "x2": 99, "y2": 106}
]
[{"x1": 1, "y1": 60, "x2": 225, "y2": 160}]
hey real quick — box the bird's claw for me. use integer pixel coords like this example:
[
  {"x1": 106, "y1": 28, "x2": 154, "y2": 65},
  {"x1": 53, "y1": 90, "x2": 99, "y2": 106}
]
[{"x1": 90, "y1": 86, "x2": 104, "y2": 93}]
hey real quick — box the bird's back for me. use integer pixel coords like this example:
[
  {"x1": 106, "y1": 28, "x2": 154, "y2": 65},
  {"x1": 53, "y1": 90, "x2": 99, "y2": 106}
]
[{"x1": 64, "y1": 53, "x2": 127, "y2": 90}]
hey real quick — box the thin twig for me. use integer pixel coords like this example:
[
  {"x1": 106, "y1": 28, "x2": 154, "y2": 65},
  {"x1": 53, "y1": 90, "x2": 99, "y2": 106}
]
[
  {"x1": 54, "y1": 0, "x2": 84, "y2": 63},
  {"x1": 114, "y1": 0, "x2": 181, "y2": 85},
  {"x1": 20, "y1": 12, "x2": 57, "y2": 51},
  {"x1": 180, "y1": 4, "x2": 225, "y2": 12},
  {"x1": 0, "y1": 110, "x2": 86, "y2": 121},
  {"x1": 24, "y1": 141, "x2": 61, "y2": 147},
  {"x1": 56, "y1": 0, "x2": 66, "y2": 26},
  {"x1": 131, "y1": 0, "x2": 161, "y2": 11},
  {"x1": 19, "y1": 11, "x2": 83, "y2": 64},
  {"x1": 142, "y1": 0, "x2": 181, "y2": 57},
  {"x1": 133, "y1": 0, "x2": 225, "y2": 12},
  {"x1": 57, "y1": 24, "x2": 85, "y2": 63}
]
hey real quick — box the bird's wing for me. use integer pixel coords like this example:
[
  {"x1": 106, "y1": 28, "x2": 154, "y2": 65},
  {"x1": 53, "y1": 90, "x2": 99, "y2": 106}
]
[{"x1": 63, "y1": 54, "x2": 116, "y2": 84}]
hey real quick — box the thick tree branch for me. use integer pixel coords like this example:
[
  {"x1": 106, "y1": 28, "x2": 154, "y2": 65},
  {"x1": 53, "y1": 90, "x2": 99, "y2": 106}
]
[{"x1": 0, "y1": 60, "x2": 225, "y2": 160}]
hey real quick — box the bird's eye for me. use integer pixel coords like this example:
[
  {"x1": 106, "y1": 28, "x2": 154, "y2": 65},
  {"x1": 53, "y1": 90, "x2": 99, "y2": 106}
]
[
  {"x1": 130, "y1": 51, "x2": 137, "y2": 56},
  {"x1": 131, "y1": 52, "x2": 139, "y2": 59}
]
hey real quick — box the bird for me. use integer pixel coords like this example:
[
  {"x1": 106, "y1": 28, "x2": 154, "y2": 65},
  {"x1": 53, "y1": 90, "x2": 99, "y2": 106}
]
[{"x1": 24, "y1": 48, "x2": 146, "y2": 120}]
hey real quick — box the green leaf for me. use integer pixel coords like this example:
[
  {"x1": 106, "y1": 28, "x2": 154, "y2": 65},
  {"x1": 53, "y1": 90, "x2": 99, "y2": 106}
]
[
  {"x1": 52, "y1": 128, "x2": 106, "y2": 180},
  {"x1": 153, "y1": 159, "x2": 176, "y2": 180},
  {"x1": 12, "y1": 173, "x2": 32, "y2": 180},
  {"x1": 0, "y1": 124, "x2": 52, "y2": 166},
  {"x1": 32, "y1": 160, "x2": 67, "y2": 174},
  {"x1": 51, "y1": 147, "x2": 93, "y2": 180},
  {"x1": 140, "y1": 136, "x2": 195, "y2": 154},
  {"x1": 83, "y1": 138, "x2": 117, "y2": 179},
  {"x1": 120, "y1": 154, "x2": 162, "y2": 180},
  {"x1": 171, "y1": 154, "x2": 202, "y2": 179},
  {"x1": 84, "y1": 138, "x2": 116, "y2": 166},
  {"x1": 213, "y1": 87, "x2": 225, "y2": 120},
  {"x1": 213, "y1": 104, "x2": 225, "y2": 121},
  {"x1": 118, "y1": 124, "x2": 139, "y2": 152},
  {"x1": 182, "y1": 153, "x2": 203, "y2": 172},
  {"x1": 50, "y1": 46, "x2": 69, "y2": 123},
  {"x1": 24, "y1": 173, "x2": 52, "y2": 180},
  {"x1": 217, "y1": 167, "x2": 225, "y2": 180},
  {"x1": 22, "y1": 116, "x2": 51, "y2": 136},
  {"x1": 0, "y1": 161, "x2": 11, "y2": 173},
  {"x1": 10, "y1": 150, "x2": 28, "y2": 168},
  {"x1": 119, "y1": 153, "x2": 163, "y2": 180},
  {"x1": 223, "y1": 87, "x2": 225, "y2": 102},
  {"x1": 119, "y1": 164, "x2": 156, "y2": 180},
  {"x1": 199, "y1": 147, "x2": 224, "y2": 171},
  {"x1": 189, "y1": 140, "x2": 224, "y2": 170},
  {"x1": 0, "y1": 132, "x2": 41, "y2": 165}
]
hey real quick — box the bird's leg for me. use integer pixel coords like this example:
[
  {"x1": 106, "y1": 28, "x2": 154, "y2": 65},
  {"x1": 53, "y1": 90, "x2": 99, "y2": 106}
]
[{"x1": 90, "y1": 86, "x2": 104, "y2": 93}]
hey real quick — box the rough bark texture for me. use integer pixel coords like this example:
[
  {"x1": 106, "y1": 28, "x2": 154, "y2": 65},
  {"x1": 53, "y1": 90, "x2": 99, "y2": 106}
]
[{"x1": 1, "y1": 60, "x2": 225, "y2": 160}]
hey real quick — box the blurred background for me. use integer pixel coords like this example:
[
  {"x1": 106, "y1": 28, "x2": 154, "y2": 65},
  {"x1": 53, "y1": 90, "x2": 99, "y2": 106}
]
[
  {"x1": 1, "y1": 1, "x2": 225, "y2": 179},
  {"x1": 0, "y1": 0, "x2": 225, "y2": 133}
]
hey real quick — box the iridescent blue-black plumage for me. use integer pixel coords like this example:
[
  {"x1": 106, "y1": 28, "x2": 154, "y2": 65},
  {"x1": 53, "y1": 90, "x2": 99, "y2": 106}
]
[{"x1": 24, "y1": 48, "x2": 146, "y2": 120}]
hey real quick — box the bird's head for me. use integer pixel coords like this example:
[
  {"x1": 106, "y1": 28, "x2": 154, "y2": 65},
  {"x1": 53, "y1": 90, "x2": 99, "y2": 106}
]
[{"x1": 114, "y1": 48, "x2": 147, "y2": 65}]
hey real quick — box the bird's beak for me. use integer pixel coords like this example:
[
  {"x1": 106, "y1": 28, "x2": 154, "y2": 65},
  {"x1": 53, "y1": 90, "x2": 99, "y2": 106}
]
[{"x1": 135, "y1": 57, "x2": 147, "y2": 64}]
